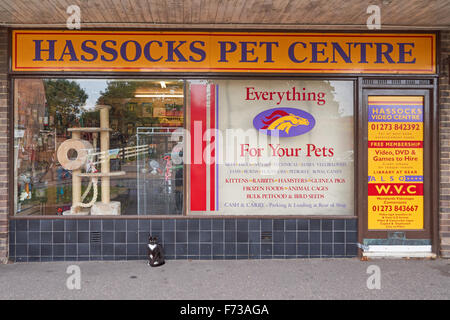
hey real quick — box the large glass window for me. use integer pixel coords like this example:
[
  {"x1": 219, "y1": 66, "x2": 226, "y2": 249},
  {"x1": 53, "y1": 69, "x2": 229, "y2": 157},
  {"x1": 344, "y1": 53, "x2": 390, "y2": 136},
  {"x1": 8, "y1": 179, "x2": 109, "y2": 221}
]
[
  {"x1": 187, "y1": 79, "x2": 355, "y2": 215},
  {"x1": 13, "y1": 77, "x2": 354, "y2": 217},
  {"x1": 14, "y1": 79, "x2": 184, "y2": 216}
]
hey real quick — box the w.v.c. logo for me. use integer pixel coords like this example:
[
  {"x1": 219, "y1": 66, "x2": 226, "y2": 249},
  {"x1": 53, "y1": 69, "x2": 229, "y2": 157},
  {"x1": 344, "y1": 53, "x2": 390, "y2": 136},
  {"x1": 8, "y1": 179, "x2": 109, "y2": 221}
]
[{"x1": 253, "y1": 107, "x2": 315, "y2": 137}]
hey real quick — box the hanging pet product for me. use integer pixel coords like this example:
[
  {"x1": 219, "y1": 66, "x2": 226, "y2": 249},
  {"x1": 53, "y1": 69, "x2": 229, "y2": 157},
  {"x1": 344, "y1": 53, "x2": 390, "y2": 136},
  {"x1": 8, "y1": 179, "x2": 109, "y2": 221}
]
[{"x1": 56, "y1": 105, "x2": 125, "y2": 215}]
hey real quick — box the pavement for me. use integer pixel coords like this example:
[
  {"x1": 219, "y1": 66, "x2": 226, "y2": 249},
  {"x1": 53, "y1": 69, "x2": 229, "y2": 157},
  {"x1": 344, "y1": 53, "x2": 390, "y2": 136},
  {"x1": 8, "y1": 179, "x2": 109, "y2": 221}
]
[{"x1": 0, "y1": 258, "x2": 449, "y2": 300}]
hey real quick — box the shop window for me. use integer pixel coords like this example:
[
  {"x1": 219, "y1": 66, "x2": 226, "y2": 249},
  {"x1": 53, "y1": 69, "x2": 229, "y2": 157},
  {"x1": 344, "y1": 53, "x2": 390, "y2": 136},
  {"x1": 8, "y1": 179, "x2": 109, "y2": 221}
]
[
  {"x1": 187, "y1": 80, "x2": 355, "y2": 216},
  {"x1": 13, "y1": 78, "x2": 354, "y2": 217},
  {"x1": 13, "y1": 79, "x2": 184, "y2": 216}
]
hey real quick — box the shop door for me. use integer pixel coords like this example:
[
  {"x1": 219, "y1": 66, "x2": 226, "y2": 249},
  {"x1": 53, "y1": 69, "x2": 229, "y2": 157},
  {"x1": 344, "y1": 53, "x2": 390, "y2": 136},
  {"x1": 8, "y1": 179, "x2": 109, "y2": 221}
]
[{"x1": 361, "y1": 89, "x2": 434, "y2": 255}]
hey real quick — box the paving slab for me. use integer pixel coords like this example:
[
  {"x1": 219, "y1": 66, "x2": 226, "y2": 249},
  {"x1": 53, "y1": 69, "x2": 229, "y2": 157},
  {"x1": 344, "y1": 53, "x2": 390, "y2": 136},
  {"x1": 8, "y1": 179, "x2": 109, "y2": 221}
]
[{"x1": 0, "y1": 258, "x2": 449, "y2": 300}]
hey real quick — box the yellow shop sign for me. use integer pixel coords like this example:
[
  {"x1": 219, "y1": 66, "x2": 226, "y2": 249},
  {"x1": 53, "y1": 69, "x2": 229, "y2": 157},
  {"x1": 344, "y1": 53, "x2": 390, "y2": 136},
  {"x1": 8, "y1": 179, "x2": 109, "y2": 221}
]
[{"x1": 12, "y1": 30, "x2": 436, "y2": 74}]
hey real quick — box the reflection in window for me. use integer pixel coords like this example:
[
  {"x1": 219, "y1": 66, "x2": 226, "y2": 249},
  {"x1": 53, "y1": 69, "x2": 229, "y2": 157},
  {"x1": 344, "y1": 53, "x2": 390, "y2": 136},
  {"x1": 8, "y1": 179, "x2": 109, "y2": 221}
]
[{"x1": 14, "y1": 79, "x2": 184, "y2": 216}]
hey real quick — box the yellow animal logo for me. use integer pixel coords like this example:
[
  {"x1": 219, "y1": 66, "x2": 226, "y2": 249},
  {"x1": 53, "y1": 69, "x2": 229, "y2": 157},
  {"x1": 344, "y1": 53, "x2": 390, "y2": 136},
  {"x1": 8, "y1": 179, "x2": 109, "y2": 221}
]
[{"x1": 262, "y1": 110, "x2": 309, "y2": 134}]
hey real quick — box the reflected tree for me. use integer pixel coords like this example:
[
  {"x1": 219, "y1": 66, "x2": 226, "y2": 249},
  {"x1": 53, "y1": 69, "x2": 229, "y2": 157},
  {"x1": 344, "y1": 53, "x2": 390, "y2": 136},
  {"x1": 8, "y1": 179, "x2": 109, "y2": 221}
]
[{"x1": 44, "y1": 79, "x2": 88, "y2": 134}]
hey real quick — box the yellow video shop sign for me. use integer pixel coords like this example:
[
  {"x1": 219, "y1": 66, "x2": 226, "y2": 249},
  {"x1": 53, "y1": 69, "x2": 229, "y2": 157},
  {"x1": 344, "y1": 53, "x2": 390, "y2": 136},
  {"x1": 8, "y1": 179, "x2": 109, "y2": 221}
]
[{"x1": 12, "y1": 30, "x2": 436, "y2": 74}]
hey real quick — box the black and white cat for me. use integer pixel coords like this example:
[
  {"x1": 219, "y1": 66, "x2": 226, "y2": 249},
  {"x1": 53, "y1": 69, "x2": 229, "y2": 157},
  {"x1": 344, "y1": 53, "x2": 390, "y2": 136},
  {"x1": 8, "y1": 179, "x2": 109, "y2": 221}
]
[{"x1": 147, "y1": 236, "x2": 165, "y2": 267}]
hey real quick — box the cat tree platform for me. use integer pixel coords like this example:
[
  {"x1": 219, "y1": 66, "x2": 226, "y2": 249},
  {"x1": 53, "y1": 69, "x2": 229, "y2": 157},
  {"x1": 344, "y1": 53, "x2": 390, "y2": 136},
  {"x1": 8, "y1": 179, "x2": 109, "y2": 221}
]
[
  {"x1": 68, "y1": 127, "x2": 112, "y2": 132},
  {"x1": 75, "y1": 171, "x2": 125, "y2": 177}
]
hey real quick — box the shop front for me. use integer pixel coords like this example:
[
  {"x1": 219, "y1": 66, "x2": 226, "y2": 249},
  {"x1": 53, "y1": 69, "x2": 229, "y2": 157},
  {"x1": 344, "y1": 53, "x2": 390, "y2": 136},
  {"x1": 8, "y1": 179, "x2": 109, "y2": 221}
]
[{"x1": 6, "y1": 30, "x2": 439, "y2": 261}]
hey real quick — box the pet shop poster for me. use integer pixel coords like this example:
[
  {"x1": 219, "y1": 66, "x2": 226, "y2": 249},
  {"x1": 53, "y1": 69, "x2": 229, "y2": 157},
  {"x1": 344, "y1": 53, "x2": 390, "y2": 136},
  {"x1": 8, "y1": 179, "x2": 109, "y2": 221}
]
[{"x1": 189, "y1": 80, "x2": 354, "y2": 215}]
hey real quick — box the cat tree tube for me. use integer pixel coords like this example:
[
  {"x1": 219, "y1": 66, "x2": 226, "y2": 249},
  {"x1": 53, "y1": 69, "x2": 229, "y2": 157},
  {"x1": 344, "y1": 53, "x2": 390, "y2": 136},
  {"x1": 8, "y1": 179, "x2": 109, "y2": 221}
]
[
  {"x1": 90, "y1": 105, "x2": 124, "y2": 215},
  {"x1": 100, "y1": 105, "x2": 110, "y2": 204},
  {"x1": 71, "y1": 130, "x2": 82, "y2": 213}
]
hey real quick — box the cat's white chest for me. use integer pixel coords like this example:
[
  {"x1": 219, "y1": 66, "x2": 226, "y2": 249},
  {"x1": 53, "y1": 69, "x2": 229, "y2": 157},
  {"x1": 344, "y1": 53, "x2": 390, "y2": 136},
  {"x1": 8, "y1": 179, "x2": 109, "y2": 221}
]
[{"x1": 148, "y1": 244, "x2": 157, "y2": 250}]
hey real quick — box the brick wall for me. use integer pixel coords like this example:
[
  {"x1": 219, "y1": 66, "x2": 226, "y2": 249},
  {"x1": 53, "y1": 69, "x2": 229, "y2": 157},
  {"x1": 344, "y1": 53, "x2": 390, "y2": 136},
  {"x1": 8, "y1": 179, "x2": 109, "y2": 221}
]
[
  {"x1": 440, "y1": 31, "x2": 450, "y2": 258},
  {"x1": 0, "y1": 28, "x2": 8, "y2": 264}
]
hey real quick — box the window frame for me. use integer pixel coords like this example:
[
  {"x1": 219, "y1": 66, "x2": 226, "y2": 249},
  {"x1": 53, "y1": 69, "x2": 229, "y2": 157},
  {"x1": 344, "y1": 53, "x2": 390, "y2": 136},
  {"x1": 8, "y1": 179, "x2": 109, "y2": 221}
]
[
  {"x1": 9, "y1": 74, "x2": 359, "y2": 219},
  {"x1": 11, "y1": 76, "x2": 189, "y2": 218}
]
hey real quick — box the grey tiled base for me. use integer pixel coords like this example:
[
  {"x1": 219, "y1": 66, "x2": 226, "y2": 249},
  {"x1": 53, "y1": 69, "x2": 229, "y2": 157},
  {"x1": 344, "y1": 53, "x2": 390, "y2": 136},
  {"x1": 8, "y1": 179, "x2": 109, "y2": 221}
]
[{"x1": 9, "y1": 218, "x2": 358, "y2": 262}]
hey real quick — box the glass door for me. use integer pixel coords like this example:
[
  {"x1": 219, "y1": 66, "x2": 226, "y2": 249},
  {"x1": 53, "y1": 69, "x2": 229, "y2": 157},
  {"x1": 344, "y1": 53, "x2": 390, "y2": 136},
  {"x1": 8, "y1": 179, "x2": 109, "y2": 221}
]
[{"x1": 361, "y1": 89, "x2": 433, "y2": 247}]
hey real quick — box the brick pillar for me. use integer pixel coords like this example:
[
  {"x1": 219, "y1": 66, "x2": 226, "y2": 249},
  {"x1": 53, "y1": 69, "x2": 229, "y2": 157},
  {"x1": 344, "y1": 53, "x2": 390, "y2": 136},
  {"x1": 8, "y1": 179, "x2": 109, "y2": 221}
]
[
  {"x1": 0, "y1": 28, "x2": 8, "y2": 264},
  {"x1": 440, "y1": 31, "x2": 450, "y2": 258}
]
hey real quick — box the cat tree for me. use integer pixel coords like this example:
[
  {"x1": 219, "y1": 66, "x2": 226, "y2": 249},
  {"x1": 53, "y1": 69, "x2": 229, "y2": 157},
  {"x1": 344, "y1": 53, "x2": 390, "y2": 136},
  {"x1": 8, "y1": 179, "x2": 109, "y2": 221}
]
[{"x1": 57, "y1": 105, "x2": 125, "y2": 215}]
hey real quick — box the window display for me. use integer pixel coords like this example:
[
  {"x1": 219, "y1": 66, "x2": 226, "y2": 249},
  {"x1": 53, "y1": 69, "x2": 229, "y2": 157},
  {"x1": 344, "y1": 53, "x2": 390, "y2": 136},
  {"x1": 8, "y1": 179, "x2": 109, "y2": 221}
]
[
  {"x1": 14, "y1": 79, "x2": 185, "y2": 215},
  {"x1": 188, "y1": 80, "x2": 355, "y2": 215},
  {"x1": 14, "y1": 78, "x2": 354, "y2": 217}
]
